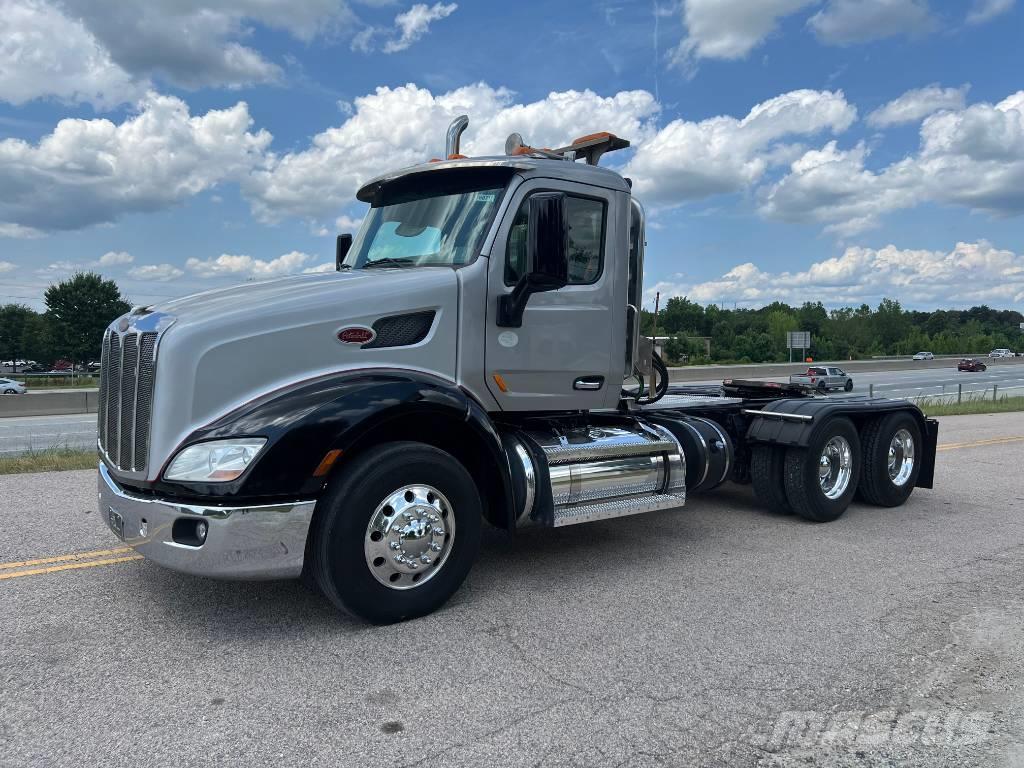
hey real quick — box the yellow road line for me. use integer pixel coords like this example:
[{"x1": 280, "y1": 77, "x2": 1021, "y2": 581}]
[
  {"x1": 938, "y1": 435, "x2": 1024, "y2": 452},
  {"x1": 0, "y1": 554, "x2": 143, "y2": 581},
  {"x1": 0, "y1": 546, "x2": 134, "y2": 571}
]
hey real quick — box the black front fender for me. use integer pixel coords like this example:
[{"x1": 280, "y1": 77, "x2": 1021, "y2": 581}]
[{"x1": 148, "y1": 370, "x2": 513, "y2": 513}]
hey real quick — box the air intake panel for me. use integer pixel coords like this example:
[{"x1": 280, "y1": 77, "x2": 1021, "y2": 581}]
[{"x1": 363, "y1": 311, "x2": 435, "y2": 349}]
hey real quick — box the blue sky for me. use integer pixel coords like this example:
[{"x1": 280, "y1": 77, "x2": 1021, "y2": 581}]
[{"x1": 1, "y1": 0, "x2": 1022, "y2": 311}]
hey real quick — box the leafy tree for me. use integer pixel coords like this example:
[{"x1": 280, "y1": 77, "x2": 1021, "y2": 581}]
[
  {"x1": 0, "y1": 304, "x2": 35, "y2": 369},
  {"x1": 44, "y1": 273, "x2": 130, "y2": 366}
]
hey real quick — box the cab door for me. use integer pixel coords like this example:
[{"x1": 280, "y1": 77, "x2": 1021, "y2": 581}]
[{"x1": 483, "y1": 178, "x2": 624, "y2": 411}]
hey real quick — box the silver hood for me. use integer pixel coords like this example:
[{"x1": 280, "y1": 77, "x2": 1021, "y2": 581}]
[{"x1": 144, "y1": 267, "x2": 459, "y2": 480}]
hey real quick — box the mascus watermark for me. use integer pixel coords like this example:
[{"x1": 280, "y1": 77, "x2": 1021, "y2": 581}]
[{"x1": 758, "y1": 709, "x2": 994, "y2": 751}]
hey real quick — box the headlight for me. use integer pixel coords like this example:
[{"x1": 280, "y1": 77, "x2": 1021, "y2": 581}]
[{"x1": 164, "y1": 438, "x2": 267, "y2": 483}]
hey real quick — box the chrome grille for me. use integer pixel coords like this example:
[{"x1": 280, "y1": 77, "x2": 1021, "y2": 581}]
[{"x1": 98, "y1": 327, "x2": 159, "y2": 473}]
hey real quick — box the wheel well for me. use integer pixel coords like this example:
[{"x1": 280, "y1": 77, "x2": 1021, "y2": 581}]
[{"x1": 325, "y1": 410, "x2": 510, "y2": 530}]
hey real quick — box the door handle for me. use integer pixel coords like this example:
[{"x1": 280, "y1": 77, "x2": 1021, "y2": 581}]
[{"x1": 573, "y1": 376, "x2": 604, "y2": 391}]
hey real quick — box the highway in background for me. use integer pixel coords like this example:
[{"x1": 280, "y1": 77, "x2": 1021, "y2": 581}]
[
  {"x1": 678, "y1": 360, "x2": 1024, "y2": 402},
  {"x1": 3, "y1": 360, "x2": 1023, "y2": 456}
]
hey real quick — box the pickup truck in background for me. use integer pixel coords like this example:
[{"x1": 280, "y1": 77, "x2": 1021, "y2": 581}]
[{"x1": 790, "y1": 366, "x2": 854, "y2": 393}]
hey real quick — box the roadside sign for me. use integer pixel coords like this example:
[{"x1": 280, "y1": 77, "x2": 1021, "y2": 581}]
[{"x1": 786, "y1": 331, "x2": 811, "y2": 349}]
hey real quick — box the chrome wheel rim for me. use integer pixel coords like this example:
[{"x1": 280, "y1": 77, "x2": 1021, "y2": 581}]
[
  {"x1": 887, "y1": 428, "x2": 915, "y2": 487},
  {"x1": 818, "y1": 436, "x2": 853, "y2": 500},
  {"x1": 364, "y1": 484, "x2": 455, "y2": 591}
]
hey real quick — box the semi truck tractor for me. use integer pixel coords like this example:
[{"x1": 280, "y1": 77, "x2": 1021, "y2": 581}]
[{"x1": 97, "y1": 117, "x2": 938, "y2": 623}]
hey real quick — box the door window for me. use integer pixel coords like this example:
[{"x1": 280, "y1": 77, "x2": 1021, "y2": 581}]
[{"x1": 505, "y1": 194, "x2": 606, "y2": 285}]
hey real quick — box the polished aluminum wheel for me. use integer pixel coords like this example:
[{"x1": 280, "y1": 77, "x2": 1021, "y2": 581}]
[
  {"x1": 818, "y1": 435, "x2": 853, "y2": 500},
  {"x1": 364, "y1": 484, "x2": 455, "y2": 590},
  {"x1": 887, "y1": 428, "x2": 915, "y2": 487}
]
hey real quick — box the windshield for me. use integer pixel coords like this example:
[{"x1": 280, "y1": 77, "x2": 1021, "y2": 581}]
[{"x1": 344, "y1": 186, "x2": 505, "y2": 269}]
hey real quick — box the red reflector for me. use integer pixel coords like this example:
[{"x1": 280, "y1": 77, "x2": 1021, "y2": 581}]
[{"x1": 337, "y1": 327, "x2": 375, "y2": 345}]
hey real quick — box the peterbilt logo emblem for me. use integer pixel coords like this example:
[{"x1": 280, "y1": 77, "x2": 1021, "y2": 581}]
[
  {"x1": 117, "y1": 317, "x2": 130, "y2": 332},
  {"x1": 337, "y1": 326, "x2": 375, "y2": 345}
]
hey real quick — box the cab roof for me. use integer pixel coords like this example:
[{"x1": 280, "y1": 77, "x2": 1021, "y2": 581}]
[{"x1": 356, "y1": 155, "x2": 632, "y2": 205}]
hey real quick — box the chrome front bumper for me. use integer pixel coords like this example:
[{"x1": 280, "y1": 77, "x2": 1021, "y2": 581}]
[{"x1": 97, "y1": 462, "x2": 316, "y2": 580}]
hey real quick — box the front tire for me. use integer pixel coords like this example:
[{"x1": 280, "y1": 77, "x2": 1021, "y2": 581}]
[
  {"x1": 857, "y1": 412, "x2": 922, "y2": 507},
  {"x1": 844, "y1": 379, "x2": 853, "y2": 392},
  {"x1": 784, "y1": 418, "x2": 861, "y2": 522},
  {"x1": 310, "y1": 442, "x2": 482, "y2": 624}
]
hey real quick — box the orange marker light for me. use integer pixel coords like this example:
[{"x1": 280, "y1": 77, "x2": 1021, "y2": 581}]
[
  {"x1": 492, "y1": 373, "x2": 509, "y2": 393},
  {"x1": 313, "y1": 449, "x2": 343, "y2": 478}
]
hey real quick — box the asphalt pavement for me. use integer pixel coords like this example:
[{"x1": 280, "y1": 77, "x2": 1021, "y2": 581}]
[
  {"x1": 2, "y1": 412, "x2": 1023, "y2": 767},
  {"x1": 0, "y1": 413, "x2": 96, "y2": 455}
]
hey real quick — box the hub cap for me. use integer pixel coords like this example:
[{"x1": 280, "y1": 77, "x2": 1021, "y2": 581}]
[
  {"x1": 364, "y1": 484, "x2": 455, "y2": 590},
  {"x1": 818, "y1": 435, "x2": 853, "y2": 500},
  {"x1": 887, "y1": 428, "x2": 915, "y2": 486}
]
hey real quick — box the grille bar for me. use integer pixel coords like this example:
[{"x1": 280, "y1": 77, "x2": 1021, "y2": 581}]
[{"x1": 98, "y1": 326, "x2": 159, "y2": 474}]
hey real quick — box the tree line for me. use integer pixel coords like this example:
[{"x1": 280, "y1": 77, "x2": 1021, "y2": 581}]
[
  {"x1": 642, "y1": 297, "x2": 1023, "y2": 365},
  {"x1": 0, "y1": 273, "x2": 130, "y2": 369},
  {"x1": 3, "y1": 274, "x2": 1021, "y2": 370}
]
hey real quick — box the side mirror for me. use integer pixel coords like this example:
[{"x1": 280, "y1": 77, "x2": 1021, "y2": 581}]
[
  {"x1": 497, "y1": 193, "x2": 568, "y2": 327},
  {"x1": 336, "y1": 233, "x2": 353, "y2": 271}
]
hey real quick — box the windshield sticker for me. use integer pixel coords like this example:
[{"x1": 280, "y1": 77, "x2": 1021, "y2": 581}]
[{"x1": 475, "y1": 193, "x2": 496, "y2": 203}]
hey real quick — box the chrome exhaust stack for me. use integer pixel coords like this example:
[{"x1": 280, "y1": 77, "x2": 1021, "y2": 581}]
[{"x1": 445, "y1": 115, "x2": 469, "y2": 158}]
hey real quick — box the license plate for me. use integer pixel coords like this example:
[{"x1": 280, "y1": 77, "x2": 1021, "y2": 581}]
[{"x1": 107, "y1": 507, "x2": 125, "y2": 540}]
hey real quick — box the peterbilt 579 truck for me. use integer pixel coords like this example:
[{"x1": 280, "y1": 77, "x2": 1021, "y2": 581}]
[{"x1": 97, "y1": 117, "x2": 938, "y2": 624}]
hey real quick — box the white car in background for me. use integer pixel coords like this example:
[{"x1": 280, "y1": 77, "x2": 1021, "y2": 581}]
[
  {"x1": 912, "y1": 351, "x2": 934, "y2": 360},
  {"x1": 0, "y1": 378, "x2": 27, "y2": 394},
  {"x1": 989, "y1": 349, "x2": 1013, "y2": 358}
]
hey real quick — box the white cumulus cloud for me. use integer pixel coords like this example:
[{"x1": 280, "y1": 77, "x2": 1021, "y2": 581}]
[
  {"x1": 0, "y1": 261, "x2": 15, "y2": 274},
  {"x1": 867, "y1": 84, "x2": 970, "y2": 128},
  {"x1": 624, "y1": 89, "x2": 856, "y2": 208},
  {"x1": 128, "y1": 263, "x2": 183, "y2": 281},
  {"x1": 647, "y1": 240, "x2": 1024, "y2": 308},
  {"x1": 385, "y1": 2, "x2": 457, "y2": 53},
  {"x1": 808, "y1": 0, "x2": 932, "y2": 45},
  {"x1": 966, "y1": 0, "x2": 1015, "y2": 24},
  {"x1": 0, "y1": 0, "x2": 141, "y2": 108},
  {"x1": 760, "y1": 90, "x2": 1024, "y2": 233},
  {"x1": 244, "y1": 82, "x2": 660, "y2": 221},
  {"x1": 186, "y1": 251, "x2": 313, "y2": 278},
  {"x1": 98, "y1": 250, "x2": 134, "y2": 266},
  {"x1": 0, "y1": 92, "x2": 271, "y2": 233},
  {"x1": 674, "y1": 0, "x2": 817, "y2": 62}
]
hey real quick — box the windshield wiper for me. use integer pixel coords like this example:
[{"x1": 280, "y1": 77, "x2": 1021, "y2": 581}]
[{"x1": 362, "y1": 257, "x2": 420, "y2": 268}]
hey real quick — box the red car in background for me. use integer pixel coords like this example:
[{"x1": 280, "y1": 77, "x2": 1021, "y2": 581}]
[{"x1": 958, "y1": 358, "x2": 987, "y2": 372}]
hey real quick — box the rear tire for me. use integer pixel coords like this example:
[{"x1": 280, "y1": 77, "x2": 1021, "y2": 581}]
[
  {"x1": 816, "y1": 381, "x2": 827, "y2": 394},
  {"x1": 857, "y1": 412, "x2": 922, "y2": 507},
  {"x1": 3, "y1": 389, "x2": 15, "y2": 394},
  {"x1": 310, "y1": 441, "x2": 481, "y2": 624},
  {"x1": 751, "y1": 446, "x2": 792, "y2": 514},
  {"x1": 784, "y1": 418, "x2": 861, "y2": 522}
]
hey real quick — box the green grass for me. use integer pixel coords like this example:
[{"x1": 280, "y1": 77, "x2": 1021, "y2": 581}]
[
  {"x1": 0, "y1": 448, "x2": 97, "y2": 475},
  {"x1": 12, "y1": 376, "x2": 100, "y2": 389},
  {"x1": 921, "y1": 395, "x2": 1024, "y2": 417}
]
